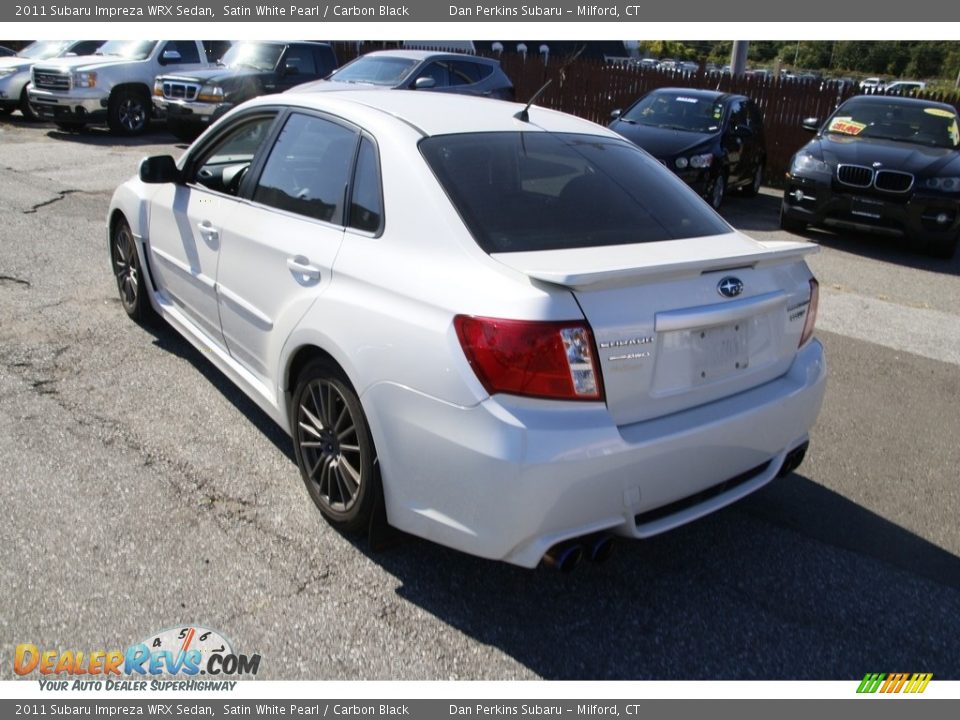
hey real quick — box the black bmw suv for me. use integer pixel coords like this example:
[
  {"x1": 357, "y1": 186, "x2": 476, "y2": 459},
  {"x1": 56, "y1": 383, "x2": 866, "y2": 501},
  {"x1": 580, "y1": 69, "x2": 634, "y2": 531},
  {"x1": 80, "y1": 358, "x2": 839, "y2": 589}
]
[{"x1": 781, "y1": 95, "x2": 960, "y2": 258}]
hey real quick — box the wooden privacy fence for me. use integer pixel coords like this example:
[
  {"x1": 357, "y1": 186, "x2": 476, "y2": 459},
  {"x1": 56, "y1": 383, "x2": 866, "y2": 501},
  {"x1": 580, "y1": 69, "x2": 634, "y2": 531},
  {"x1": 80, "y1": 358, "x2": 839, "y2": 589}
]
[
  {"x1": 497, "y1": 55, "x2": 960, "y2": 187},
  {"x1": 330, "y1": 42, "x2": 960, "y2": 187}
]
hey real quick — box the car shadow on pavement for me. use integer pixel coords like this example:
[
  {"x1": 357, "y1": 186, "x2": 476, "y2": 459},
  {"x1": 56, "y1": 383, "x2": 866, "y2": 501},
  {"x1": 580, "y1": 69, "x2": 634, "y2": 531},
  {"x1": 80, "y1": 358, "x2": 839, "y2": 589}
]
[
  {"x1": 800, "y1": 227, "x2": 960, "y2": 276},
  {"x1": 719, "y1": 191, "x2": 784, "y2": 233},
  {"x1": 360, "y1": 472, "x2": 960, "y2": 679},
  {"x1": 142, "y1": 319, "x2": 296, "y2": 464},
  {"x1": 45, "y1": 126, "x2": 176, "y2": 147}
]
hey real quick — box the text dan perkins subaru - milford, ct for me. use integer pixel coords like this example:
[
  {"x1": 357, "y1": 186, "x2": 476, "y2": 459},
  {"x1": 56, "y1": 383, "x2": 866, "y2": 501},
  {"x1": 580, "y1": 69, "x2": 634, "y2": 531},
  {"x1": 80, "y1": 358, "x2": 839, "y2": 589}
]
[{"x1": 110, "y1": 91, "x2": 825, "y2": 572}]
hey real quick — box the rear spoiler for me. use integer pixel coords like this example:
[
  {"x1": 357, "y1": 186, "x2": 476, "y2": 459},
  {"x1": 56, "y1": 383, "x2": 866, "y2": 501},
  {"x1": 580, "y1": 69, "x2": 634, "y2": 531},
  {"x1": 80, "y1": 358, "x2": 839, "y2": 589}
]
[{"x1": 490, "y1": 234, "x2": 819, "y2": 291}]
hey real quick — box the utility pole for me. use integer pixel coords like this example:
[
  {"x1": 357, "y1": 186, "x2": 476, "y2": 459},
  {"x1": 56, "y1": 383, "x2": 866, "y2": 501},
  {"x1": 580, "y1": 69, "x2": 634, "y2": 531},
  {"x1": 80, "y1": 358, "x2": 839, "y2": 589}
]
[{"x1": 731, "y1": 41, "x2": 749, "y2": 77}]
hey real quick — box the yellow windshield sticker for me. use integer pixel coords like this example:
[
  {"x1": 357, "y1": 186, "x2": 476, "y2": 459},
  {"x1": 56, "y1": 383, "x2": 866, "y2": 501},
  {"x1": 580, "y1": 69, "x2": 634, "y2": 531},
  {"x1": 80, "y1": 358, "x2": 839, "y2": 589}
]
[
  {"x1": 949, "y1": 120, "x2": 959, "y2": 146},
  {"x1": 924, "y1": 108, "x2": 955, "y2": 118},
  {"x1": 829, "y1": 117, "x2": 867, "y2": 135}
]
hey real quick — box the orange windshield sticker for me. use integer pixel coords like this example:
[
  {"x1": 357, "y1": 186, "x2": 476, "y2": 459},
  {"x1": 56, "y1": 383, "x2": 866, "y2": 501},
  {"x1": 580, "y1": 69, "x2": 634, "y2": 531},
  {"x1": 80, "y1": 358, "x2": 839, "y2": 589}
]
[{"x1": 829, "y1": 117, "x2": 867, "y2": 135}]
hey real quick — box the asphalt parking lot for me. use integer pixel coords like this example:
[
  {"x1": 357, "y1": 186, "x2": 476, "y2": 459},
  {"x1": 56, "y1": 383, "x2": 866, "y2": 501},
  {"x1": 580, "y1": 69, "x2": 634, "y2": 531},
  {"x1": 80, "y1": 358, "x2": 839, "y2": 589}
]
[{"x1": 1, "y1": 115, "x2": 958, "y2": 681}]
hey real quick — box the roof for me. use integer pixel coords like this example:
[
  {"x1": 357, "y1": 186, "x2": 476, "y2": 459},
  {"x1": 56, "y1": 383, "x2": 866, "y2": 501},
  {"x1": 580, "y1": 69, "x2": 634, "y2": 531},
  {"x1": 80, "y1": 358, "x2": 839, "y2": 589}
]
[
  {"x1": 246, "y1": 89, "x2": 617, "y2": 138},
  {"x1": 358, "y1": 49, "x2": 499, "y2": 66},
  {"x1": 645, "y1": 86, "x2": 736, "y2": 102},
  {"x1": 842, "y1": 94, "x2": 956, "y2": 112}
]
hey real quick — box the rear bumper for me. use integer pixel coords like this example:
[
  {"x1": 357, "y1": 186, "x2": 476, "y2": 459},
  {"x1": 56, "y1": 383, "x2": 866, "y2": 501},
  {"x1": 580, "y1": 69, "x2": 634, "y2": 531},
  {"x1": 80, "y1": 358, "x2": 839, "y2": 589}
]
[
  {"x1": 366, "y1": 338, "x2": 827, "y2": 568},
  {"x1": 27, "y1": 86, "x2": 107, "y2": 123}
]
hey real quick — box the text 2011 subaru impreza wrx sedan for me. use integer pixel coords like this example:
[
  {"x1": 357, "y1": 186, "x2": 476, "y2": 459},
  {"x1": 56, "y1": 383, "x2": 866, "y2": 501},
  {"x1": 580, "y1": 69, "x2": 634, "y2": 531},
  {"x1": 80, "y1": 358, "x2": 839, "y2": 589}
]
[{"x1": 108, "y1": 91, "x2": 826, "y2": 570}]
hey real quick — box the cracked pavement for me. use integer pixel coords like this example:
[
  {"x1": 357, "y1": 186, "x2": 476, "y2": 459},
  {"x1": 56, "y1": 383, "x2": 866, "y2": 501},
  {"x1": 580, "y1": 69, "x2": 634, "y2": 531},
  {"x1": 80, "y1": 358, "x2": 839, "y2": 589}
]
[{"x1": 0, "y1": 120, "x2": 959, "y2": 681}]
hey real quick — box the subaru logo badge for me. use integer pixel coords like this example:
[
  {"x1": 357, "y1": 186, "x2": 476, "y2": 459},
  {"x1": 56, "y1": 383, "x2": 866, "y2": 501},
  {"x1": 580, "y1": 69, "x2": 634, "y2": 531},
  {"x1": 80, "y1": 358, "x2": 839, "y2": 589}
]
[{"x1": 717, "y1": 276, "x2": 744, "y2": 298}]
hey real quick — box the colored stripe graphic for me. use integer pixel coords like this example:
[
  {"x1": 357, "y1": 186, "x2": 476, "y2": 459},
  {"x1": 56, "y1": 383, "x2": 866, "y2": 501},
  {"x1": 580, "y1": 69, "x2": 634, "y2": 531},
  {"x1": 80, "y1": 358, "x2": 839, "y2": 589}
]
[
  {"x1": 905, "y1": 673, "x2": 933, "y2": 694},
  {"x1": 857, "y1": 673, "x2": 885, "y2": 693},
  {"x1": 857, "y1": 672, "x2": 932, "y2": 694}
]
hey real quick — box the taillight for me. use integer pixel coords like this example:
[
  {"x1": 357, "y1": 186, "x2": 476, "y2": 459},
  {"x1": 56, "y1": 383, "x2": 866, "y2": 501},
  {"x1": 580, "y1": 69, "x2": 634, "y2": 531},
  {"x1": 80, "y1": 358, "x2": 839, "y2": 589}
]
[
  {"x1": 799, "y1": 278, "x2": 819, "y2": 347},
  {"x1": 453, "y1": 316, "x2": 604, "y2": 401}
]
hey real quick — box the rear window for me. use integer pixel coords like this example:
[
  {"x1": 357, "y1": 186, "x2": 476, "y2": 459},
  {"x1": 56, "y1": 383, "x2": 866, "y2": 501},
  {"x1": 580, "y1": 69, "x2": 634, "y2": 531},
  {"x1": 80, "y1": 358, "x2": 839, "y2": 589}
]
[{"x1": 419, "y1": 132, "x2": 730, "y2": 253}]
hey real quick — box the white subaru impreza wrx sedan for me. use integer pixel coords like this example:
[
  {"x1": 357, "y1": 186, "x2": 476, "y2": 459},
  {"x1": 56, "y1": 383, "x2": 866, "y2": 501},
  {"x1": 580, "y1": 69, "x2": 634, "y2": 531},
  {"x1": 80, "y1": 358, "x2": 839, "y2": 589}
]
[{"x1": 108, "y1": 91, "x2": 826, "y2": 570}]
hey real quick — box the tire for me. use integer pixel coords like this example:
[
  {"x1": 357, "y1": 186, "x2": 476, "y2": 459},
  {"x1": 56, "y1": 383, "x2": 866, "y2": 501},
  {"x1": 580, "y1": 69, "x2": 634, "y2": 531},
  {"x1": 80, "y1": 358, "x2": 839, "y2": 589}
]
[
  {"x1": 19, "y1": 87, "x2": 38, "y2": 122},
  {"x1": 55, "y1": 121, "x2": 85, "y2": 132},
  {"x1": 779, "y1": 203, "x2": 807, "y2": 234},
  {"x1": 927, "y1": 234, "x2": 958, "y2": 260},
  {"x1": 740, "y1": 161, "x2": 763, "y2": 197},
  {"x1": 707, "y1": 172, "x2": 726, "y2": 210},
  {"x1": 107, "y1": 88, "x2": 150, "y2": 136},
  {"x1": 166, "y1": 119, "x2": 201, "y2": 143},
  {"x1": 291, "y1": 360, "x2": 380, "y2": 535},
  {"x1": 110, "y1": 215, "x2": 155, "y2": 324}
]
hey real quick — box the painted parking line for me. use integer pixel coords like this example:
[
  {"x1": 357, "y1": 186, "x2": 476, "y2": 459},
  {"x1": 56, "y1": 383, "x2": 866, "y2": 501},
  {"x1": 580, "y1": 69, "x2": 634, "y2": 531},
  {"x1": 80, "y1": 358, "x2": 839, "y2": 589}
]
[{"x1": 817, "y1": 287, "x2": 960, "y2": 367}]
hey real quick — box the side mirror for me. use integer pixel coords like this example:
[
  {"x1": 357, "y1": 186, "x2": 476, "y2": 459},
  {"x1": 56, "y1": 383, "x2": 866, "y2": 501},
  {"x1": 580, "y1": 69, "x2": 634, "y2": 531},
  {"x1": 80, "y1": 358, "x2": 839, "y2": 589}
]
[
  {"x1": 139, "y1": 156, "x2": 180, "y2": 184},
  {"x1": 413, "y1": 76, "x2": 436, "y2": 90},
  {"x1": 283, "y1": 61, "x2": 299, "y2": 76},
  {"x1": 160, "y1": 50, "x2": 182, "y2": 65},
  {"x1": 732, "y1": 124, "x2": 753, "y2": 138},
  {"x1": 802, "y1": 117, "x2": 821, "y2": 132},
  {"x1": 609, "y1": 109, "x2": 622, "y2": 120}
]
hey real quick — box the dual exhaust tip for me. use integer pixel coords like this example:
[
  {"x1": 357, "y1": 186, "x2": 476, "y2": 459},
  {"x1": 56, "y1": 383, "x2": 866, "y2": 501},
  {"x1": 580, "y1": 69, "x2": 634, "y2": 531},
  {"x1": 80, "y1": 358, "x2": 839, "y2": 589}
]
[
  {"x1": 542, "y1": 533, "x2": 614, "y2": 573},
  {"x1": 543, "y1": 442, "x2": 809, "y2": 572}
]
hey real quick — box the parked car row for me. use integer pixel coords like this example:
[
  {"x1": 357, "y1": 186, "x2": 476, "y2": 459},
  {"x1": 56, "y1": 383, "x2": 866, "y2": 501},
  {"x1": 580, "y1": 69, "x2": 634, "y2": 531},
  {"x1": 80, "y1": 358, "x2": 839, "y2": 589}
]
[
  {"x1": 0, "y1": 40, "x2": 106, "y2": 121},
  {"x1": 7, "y1": 40, "x2": 516, "y2": 139}
]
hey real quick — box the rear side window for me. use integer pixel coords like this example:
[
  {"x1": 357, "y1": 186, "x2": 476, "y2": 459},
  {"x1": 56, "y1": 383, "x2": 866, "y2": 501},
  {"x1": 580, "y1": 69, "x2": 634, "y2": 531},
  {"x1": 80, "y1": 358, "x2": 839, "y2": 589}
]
[
  {"x1": 253, "y1": 113, "x2": 358, "y2": 224},
  {"x1": 420, "y1": 132, "x2": 730, "y2": 253},
  {"x1": 349, "y1": 138, "x2": 383, "y2": 233}
]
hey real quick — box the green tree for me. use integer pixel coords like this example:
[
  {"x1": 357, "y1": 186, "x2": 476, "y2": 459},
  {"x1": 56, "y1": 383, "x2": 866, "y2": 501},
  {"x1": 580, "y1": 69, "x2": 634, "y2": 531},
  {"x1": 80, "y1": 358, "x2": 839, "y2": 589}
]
[{"x1": 906, "y1": 43, "x2": 945, "y2": 78}]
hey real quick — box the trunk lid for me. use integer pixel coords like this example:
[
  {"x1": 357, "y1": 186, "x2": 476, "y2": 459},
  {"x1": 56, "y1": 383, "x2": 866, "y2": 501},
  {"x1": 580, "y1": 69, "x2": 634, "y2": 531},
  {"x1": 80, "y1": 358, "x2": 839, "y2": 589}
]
[{"x1": 492, "y1": 232, "x2": 818, "y2": 425}]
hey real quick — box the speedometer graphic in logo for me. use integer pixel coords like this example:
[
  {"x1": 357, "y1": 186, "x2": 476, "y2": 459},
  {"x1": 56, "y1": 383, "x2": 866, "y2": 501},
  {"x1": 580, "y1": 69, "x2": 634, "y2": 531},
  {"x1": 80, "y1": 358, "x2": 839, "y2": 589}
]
[{"x1": 138, "y1": 626, "x2": 234, "y2": 671}]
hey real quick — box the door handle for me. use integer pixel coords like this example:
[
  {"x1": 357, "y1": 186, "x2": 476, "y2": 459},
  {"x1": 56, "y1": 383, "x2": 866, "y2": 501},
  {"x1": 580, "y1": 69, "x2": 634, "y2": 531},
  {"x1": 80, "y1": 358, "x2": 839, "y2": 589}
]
[
  {"x1": 287, "y1": 256, "x2": 321, "y2": 280},
  {"x1": 196, "y1": 221, "x2": 219, "y2": 239}
]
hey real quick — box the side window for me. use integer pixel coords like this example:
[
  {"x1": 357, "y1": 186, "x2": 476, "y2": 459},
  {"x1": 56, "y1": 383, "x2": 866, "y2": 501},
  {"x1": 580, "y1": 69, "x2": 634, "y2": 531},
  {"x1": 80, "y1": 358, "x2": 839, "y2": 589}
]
[
  {"x1": 203, "y1": 40, "x2": 232, "y2": 63},
  {"x1": 747, "y1": 102, "x2": 763, "y2": 131},
  {"x1": 282, "y1": 46, "x2": 317, "y2": 76},
  {"x1": 162, "y1": 40, "x2": 200, "y2": 65},
  {"x1": 728, "y1": 100, "x2": 748, "y2": 130},
  {"x1": 189, "y1": 115, "x2": 276, "y2": 195},
  {"x1": 314, "y1": 46, "x2": 338, "y2": 77},
  {"x1": 453, "y1": 61, "x2": 492, "y2": 84},
  {"x1": 349, "y1": 138, "x2": 383, "y2": 233},
  {"x1": 416, "y1": 62, "x2": 451, "y2": 88},
  {"x1": 253, "y1": 113, "x2": 358, "y2": 224},
  {"x1": 71, "y1": 41, "x2": 104, "y2": 56}
]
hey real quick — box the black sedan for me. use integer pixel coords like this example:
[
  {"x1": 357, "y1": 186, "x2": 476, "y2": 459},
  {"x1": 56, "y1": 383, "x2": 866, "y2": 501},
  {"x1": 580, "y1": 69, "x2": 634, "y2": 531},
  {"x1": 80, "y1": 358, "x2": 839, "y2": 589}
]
[
  {"x1": 781, "y1": 95, "x2": 960, "y2": 258},
  {"x1": 609, "y1": 87, "x2": 766, "y2": 210}
]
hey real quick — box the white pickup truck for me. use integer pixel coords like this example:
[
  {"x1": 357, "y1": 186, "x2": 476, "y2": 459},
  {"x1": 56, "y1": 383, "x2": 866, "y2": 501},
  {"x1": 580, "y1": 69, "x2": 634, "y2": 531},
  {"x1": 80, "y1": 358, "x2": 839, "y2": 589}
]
[{"x1": 28, "y1": 40, "x2": 213, "y2": 135}]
